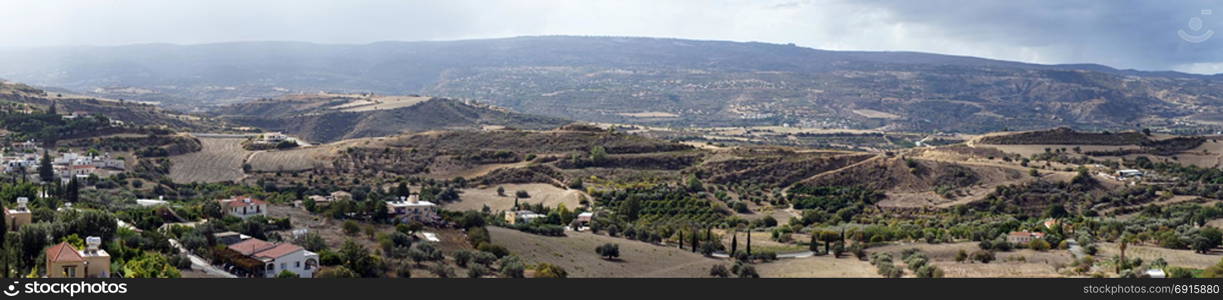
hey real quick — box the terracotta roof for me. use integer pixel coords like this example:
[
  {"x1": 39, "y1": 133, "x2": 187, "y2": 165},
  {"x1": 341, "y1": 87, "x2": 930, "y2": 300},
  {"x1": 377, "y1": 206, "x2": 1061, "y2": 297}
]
[
  {"x1": 46, "y1": 242, "x2": 84, "y2": 262},
  {"x1": 252, "y1": 243, "x2": 303, "y2": 259},
  {"x1": 1009, "y1": 231, "x2": 1045, "y2": 238},
  {"x1": 221, "y1": 196, "x2": 267, "y2": 208},
  {"x1": 228, "y1": 239, "x2": 276, "y2": 256}
]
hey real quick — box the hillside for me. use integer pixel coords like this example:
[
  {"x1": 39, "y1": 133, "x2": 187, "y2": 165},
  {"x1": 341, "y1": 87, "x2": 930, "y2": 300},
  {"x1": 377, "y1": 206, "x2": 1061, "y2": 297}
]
[
  {"x1": 211, "y1": 94, "x2": 570, "y2": 143},
  {"x1": 0, "y1": 80, "x2": 219, "y2": 131},
  {"x1": 3, "y1": 36, "x2": 1223, "y2": 133}
]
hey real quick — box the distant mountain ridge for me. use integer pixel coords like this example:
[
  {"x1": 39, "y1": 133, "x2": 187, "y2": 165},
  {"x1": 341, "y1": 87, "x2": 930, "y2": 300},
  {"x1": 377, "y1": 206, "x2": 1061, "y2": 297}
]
[
  {"x1": 3, "y1": 36, "x2": 1223, "y2": 133},
  {"x1": 211, "y1": 94, "x2": 570, "y2": 143}
]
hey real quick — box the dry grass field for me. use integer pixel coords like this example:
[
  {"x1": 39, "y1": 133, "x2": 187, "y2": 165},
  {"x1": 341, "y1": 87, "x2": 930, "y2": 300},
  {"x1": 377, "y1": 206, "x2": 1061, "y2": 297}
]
[
  {"x1": 169, "y1": 137, "x2": 251, "y2": 183},
  {"x1": 755, "y1": 256, "x2": 878, "y2": 277},
  {"x1": 450, "y1": 183, "x2": 587, "y2": 212},
  {"x1": 247, "y1": 145, "x2": 334, "y2": 172},
  {"x1": 488, "y1": 227, "x2": 718, "y2": 277},
  {"x1": 1096, "y1": 243, "x2": 1223, "y2": 270},
  {"x1": 867, "y1": 242, "x2": 1075, "y2": 278},
  {"x1": 982, "y1": 144, "x2": 1142, "y2": 158},
  {"x1": 332, "y1": 95, "x2": 431, "y2": 112}
]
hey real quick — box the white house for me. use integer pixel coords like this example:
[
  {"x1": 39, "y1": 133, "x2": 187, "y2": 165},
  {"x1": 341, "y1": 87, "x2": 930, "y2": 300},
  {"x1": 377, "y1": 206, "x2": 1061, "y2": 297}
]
[
  {"x1": 228, "y1": 238, "x2": 318, "y2": 278},
  {"x1": 385, "y1": 195, "x2": 439, "y2": 223},
  {"x1": 1115, "y1": 169, "x2": 1144, "y2": 179},
  {"x1": 1007, "y1": 231, "x2": 1046, "y2": 245},
  {"x1": 505, "y1": 210, "x2": 546, "y2": 225},
  {"x1": 219, "y1": 196, "x2": 267, "y2": 219}
]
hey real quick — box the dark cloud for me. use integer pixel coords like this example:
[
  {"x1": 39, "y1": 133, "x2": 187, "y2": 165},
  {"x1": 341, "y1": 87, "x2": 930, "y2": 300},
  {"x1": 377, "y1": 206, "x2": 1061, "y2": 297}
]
[{"x1": 845, "y1": 0, "x2": 1223, "y2": 71}]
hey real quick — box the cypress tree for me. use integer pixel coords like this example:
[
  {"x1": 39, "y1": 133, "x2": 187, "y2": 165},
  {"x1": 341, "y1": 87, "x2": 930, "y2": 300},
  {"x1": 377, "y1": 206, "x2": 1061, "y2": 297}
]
[
  {"x1": 38, "y1": 150, "x2": 54, "y2": 183},
  {"x1": 691, "y1": 228, "x2": 698, "y2": 253},
  {"x1": 730, "y1": 230, "x2": 738, "y2": 255}
]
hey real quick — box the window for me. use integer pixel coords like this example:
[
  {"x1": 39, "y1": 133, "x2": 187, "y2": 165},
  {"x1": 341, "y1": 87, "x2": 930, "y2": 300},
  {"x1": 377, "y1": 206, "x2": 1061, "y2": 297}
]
[
  {"x1": 295, "y1": 261, "x2": 300, "y2": 268},
  {"x1": 64, "y1": 266, "x2": 76, "y2": 277},
  {"x1": 281, "y1": 263, "x2": 287, "y2": 270}
]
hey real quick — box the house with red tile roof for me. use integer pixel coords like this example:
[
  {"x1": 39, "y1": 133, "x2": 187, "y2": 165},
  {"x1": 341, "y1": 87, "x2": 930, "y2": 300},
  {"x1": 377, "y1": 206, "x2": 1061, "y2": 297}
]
[
  {"x1": 227, "y1": 238, "x2": 318, "y2": 278},
  {"x1": 45, "y1": 237, "x2": 110, "y2": 278},
  {"x1": 218, "y1": 196, "x2": 267, "y2": 219}
]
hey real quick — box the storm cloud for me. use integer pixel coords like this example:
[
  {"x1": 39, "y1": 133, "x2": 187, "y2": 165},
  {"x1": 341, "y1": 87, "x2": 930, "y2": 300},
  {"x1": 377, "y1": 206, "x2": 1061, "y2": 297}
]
[{"x1": 1, "y1": 0, "x2": 1221, "y2": 73}]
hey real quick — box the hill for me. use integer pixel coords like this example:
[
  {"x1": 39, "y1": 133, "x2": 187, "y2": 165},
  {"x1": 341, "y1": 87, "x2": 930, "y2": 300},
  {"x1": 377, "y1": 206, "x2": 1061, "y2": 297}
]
[
  {"x1": 0, "y1": 80, "x2": 219, "y2": 132},
  {"x1": 211, "y1": 94, "x2": 570, "y2": 143},
  {"x1": 3, "y1": 36, "x2": 1223, "y2": 133}
]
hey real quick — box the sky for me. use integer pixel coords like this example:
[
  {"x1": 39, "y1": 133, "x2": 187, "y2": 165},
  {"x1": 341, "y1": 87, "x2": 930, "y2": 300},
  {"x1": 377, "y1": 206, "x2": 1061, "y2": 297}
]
[{"x1": 2, "y1": 0, "x2": 1223, "y2": 73}]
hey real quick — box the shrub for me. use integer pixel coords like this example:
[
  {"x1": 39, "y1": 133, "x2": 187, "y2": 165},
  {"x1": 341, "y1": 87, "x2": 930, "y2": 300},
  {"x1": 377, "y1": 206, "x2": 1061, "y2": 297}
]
[
  {"x1": 533, "y1": 263, "x2": 568, "y2": 278},
  {"x1": 972, "y1": 250, "x2": 995, "y2": 264},
  {"x1": 709, "y1": 264, "x2": 730, "y2": 278}
]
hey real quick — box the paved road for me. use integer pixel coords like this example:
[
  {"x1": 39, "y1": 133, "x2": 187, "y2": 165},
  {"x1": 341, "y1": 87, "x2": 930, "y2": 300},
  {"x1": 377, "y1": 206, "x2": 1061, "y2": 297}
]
[{"x1": 169, "y1": 238, "x2": 238, "y2": 278}]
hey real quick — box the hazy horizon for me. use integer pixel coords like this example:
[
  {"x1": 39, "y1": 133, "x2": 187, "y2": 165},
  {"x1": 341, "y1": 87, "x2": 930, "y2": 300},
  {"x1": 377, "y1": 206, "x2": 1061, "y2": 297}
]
[{"x1": 3, "y1": 0, "x2": 1223, "y2": 74}]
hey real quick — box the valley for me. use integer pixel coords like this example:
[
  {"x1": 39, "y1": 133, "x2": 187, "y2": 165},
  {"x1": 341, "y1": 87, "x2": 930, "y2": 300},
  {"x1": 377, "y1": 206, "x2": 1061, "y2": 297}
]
[{"x1": 1, "y1": 37, "x2": 1223, "y2": 280}]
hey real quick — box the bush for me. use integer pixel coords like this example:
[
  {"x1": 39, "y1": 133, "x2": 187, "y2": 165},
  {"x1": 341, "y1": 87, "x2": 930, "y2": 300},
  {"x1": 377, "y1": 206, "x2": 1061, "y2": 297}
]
[
  {"x1": 477, "y1": 243, "x2": 510, "y2": 258},
  {"x1": 533, "y1": 263, "x2": 568, "y2": 278},
  {"x1": 595, "y1": 243, "x2": 620, "y2": 260},
  {"x1": 515, "y1": 190, "x2": 531, "y2": 198},
  {"x1": 709, "y1": 264, "x2": 730, "y2": 278},
  {"x1": 342, "y1": 220, "x2": 360, "y2": 235},
  {"x1": 317, "y1": 266, "x2": 358, "y2": 278},
  {"x1": 430, "y1": 264, "x2": 455, "y2": 278},
  {"x1": 972, "y1": 250, "x2": 995, "y2": 264},
  {"x1": 1029, "y1": 239, "x2": 1051, "y2": 251}
]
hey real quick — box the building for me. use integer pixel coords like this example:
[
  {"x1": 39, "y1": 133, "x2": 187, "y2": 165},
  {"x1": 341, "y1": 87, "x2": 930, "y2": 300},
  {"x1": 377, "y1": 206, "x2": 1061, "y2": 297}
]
[
  {"x1": 1043, "y1": 218, "x2": 1060, "y2": 230},
  {"x1": 1007, "y1": 231, "x2": 1046, "y2": 245},
  {"x1": 214, "y1": 231, "x2": 248, "y2": 245},
  {"x1": 227, "y1": 239, "x2": 318, "y2": 278},
  {"x1": 5, "y1": 197, "x2": 32, "y2": 231},
  {"x1": 329, "y1": 191, "x2": 352, "y2": 202},
  {"x1": 45, "y1": 237, "x2": 110, "y2": 278},
  {"x1": 573, "y1": 211, "x2": 595, "y2": 230},
  {"x1": 505, "y1": 210, "x2": 546, "y2": 225},
  {"x1": 1146, "y1": 269, "x2": 1167, "y2": 278},
  {"x1": 136, "y1": 196, "x2": 169, "y2": 207},
  {"x1": 1115, "y1": 169, "x2": 1144, "y2": 179},
  {"x1": 385, "y1": 195, "x2": 438, "y2": 223},
  {"x1": 219, "y1": 196, "x2": 267, "y2": 219},
  {"x1": 260, "y1": 132, "x2": 289, "y2": 143}
]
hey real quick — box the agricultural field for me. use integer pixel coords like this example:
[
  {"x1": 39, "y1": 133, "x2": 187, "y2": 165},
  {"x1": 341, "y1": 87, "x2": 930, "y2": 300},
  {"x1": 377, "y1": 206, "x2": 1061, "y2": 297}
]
[
  {"x1": 867, "y1": 242, "x2": 1075, "y2": 278},
  {"x1": 754, "y1": 256, "x2": 878, "y2": 277},
  {"x1": 487, "y1": 227, "x2": 717, "y2": 277},
  {"x1": 1096, "y1": 243, "x2": 1223, "y2": 271},
  {"x1": 247, "y1": 145, "x2": 335, "y2": 172},
  {"x1": 168, "y1": 136, "x2": 251, "y2": 183},
  {"x1": 449, "y1": 183, "x2": 587, "y2": 212}
]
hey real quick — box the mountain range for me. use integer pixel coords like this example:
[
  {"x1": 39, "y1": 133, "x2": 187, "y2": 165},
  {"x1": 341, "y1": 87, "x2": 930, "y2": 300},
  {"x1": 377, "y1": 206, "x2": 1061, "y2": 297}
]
[{"x1": 4, "y1": 36, "x2": 1223, "y2": 133}]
